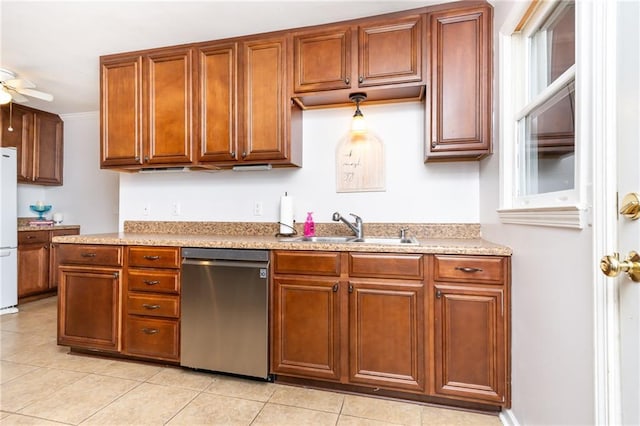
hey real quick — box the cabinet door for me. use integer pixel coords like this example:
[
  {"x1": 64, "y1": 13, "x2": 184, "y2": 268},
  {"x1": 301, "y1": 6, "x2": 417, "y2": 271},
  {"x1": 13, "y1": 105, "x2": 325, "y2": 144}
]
[
  {"x1": 272, "y1": 276, "x2": 341, "y2": 380},
  {"x1": 425, "y1": 4, "x2": 492, "y2": 161},
  {"x1": 1, "y1": 104, "x2": 33, "y2": 182},
  {"x1": 58, "y1": 266, "x2": 121, "y2": 351},
  {"x1": 145, "y1": 47, "x2": 194, "y2": 165},
  {"x1": 358, "y1": 15, "x2": 423, "y2": 87},
  {"x1": 100, "y1": 54, "x2": 144, "y2": 167},
  {"x1": 240, "y1": 36, "x2": 289, "y2": 162},
  {"x1": 32, "y1": 111, "x2": 63, "y2": 185},
  {"x1": 349, "y1": 279, "x2": 425, "y2": 392},
  {"x1": 433, "y1": 284, "x2": 506, "y2": 404},
  {"x1": 196, "y1": 42, "x2": 238, "y2": 163},
  {"x1": 293, "y1": 26, "x2": 352, "y2": 93},
  {"x1": 17, "y1": 243, "x2": 50, "y2": 298}
]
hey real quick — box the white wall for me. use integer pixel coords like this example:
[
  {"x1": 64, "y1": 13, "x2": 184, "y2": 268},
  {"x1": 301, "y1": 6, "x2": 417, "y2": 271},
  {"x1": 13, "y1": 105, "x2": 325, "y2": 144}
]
[
  {"x1": 120, "y1": 101, "x2": 480, "y2": 229},
  {"x1": 480, "y1": 2, "x2": 595, "y2": 424},
  {"x1": 18, "y1": 112, "x2": 120, "y2": 234}
]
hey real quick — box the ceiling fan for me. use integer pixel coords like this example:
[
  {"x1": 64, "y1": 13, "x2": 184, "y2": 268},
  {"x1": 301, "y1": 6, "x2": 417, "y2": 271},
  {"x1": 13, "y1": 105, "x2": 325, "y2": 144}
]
[{"x1": 0, "y1": 67, "x2": 54, "y2": 105}]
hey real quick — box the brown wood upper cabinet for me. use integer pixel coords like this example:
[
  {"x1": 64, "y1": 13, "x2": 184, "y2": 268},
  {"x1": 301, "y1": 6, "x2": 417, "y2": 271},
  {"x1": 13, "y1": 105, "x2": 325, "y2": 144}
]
[
  {"x1": 1, "y1": 103, "x2": 64, "y2": 185},
  {"x1": 101, "y1": 47, "x2": 194, "y2": 169},
  {"x1": 292, "y1": 14, "x2": 424, "y2": 107},
  {"x1": 425, "y1": 3, "x2": 493, "y2": 161},
  {"x1": 195, "y1": 35, "x2": 302, "y2": 167}
]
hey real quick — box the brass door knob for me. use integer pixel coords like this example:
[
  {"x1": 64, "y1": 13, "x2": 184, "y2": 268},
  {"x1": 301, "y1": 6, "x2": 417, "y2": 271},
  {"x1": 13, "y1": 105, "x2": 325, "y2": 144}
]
[{"x1": 600, "y1": 251, "x2": 640, "y2": 282}]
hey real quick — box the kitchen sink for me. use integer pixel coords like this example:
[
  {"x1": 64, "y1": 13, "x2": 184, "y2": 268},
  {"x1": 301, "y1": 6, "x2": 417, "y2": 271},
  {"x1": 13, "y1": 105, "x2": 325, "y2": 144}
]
[{"x1": 279, "y1": 236, "x2": 419, "y2": 245}]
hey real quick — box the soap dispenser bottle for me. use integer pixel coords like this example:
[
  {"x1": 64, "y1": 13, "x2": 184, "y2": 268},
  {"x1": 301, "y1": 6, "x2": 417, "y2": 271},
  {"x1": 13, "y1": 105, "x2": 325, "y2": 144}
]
[{"x1": 303, "y1": 212, "x2": 315, "y2": 237}]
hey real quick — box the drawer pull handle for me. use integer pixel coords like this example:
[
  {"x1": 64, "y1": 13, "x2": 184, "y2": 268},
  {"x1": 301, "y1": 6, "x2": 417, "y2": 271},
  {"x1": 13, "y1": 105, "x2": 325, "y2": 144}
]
[
  {"x1": 26, "y1": 235, "x2": 36, "y2": 239},
  {"x1": 143, "y1": 280, "x2": 160, "y2": 286},
  {"x1": 141, "y1": 328, "x2": 159, "y2": 335},
  {"x1": 143, "y1": 255, "x2": 160, "y2": 261},
  {"x1": 81, "y1": 253, "x2": 97, "y2": 258},
  {"x1": 142, "y1": 304, "x2": 160, "y2": 310},
  {"x1": 455, "y1": 266, "x2": 483, "y2": 273}
]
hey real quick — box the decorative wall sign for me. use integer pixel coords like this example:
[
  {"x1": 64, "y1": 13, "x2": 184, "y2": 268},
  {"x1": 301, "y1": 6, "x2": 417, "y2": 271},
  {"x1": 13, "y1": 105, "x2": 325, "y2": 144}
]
[{"x1": 336, "y1": 131, "x2": 385, "y2": 193}]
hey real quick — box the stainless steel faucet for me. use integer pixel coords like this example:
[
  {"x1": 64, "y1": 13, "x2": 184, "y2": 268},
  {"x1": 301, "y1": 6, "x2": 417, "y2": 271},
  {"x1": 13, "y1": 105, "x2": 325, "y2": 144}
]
[{"x1": 332, "y1": 212, "x2": 363, "y2": 239}]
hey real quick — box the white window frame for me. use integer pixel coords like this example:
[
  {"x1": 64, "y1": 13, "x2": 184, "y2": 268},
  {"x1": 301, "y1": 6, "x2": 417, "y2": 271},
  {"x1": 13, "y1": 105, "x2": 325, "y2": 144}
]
[{"x1": 498, "y1": 0, "x2": 589, "y2": 229}]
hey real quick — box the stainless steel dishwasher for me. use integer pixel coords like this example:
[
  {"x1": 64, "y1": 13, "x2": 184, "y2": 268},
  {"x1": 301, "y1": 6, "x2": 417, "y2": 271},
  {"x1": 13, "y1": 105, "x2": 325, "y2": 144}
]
[{"x1": 180, "y1": 248, "x2": 270, "y2": 380}]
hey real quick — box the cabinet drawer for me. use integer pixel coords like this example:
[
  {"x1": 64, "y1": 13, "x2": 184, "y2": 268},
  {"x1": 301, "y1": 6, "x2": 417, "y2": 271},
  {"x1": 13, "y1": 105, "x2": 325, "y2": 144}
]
[
  {"x1": 19, "y1": 231, "x2": 49, "y2": 245},
  {"x1": 273, "y1": 251, "x2": 341, "y2": 276},
  {"x1": 127, "y1": 269, "x2": 180, "y2": 294},
  {"x1": 127, "y1": 293, "x2": 179, "y2": 318},
  {"x1": 51, "y1": 228, "x2": 80, "y2": 238},
  {"x1": 124, "y1": 317, "x2": 179, "y2": 361},
  {"x1": 349, "y1": 253, "x2": 423, "y2": 280},
  {"x1": 57, "y1": 244, "x2": 123, "y2": 267},
  {"x1": 433, "y1": 255, "x2": 505, "y2": 284},
  {"x1": 128, "y1": 246, "x2": 180, "y2": 269}
]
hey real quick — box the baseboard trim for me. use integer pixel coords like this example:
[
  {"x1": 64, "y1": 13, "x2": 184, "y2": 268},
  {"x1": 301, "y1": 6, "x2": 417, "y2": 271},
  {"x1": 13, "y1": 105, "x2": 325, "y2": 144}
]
[{"x1": 499, "y1": 409, "x2": 520, "y2": 426}]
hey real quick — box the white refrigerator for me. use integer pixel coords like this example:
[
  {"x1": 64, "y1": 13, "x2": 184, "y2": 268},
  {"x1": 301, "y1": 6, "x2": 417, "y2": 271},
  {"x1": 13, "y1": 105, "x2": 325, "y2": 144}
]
[{"x1": 0, "y1": 146, "x2": 18, "y2": 314}]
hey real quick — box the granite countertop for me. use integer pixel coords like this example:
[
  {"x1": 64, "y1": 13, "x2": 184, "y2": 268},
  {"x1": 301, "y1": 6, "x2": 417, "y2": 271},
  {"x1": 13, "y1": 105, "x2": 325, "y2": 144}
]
[
  {"x1": 18, "y1": 224, "x2": 81, "y2": 232},
  {"x1": 51, "y1": 221, "x2": 512, "y2": 256}
]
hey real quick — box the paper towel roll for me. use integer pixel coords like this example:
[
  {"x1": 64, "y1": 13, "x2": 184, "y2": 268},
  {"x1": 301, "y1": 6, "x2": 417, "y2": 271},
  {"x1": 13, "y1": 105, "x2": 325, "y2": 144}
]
[{"x1": 280, "y1": 194, "x2": 294, "y2": 234}]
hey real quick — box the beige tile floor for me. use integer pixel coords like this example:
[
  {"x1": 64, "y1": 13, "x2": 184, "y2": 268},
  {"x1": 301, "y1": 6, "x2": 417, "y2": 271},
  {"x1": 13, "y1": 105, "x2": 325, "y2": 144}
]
[{"x1": 1, "y1": 297, "x2": 502, "y2": 425}]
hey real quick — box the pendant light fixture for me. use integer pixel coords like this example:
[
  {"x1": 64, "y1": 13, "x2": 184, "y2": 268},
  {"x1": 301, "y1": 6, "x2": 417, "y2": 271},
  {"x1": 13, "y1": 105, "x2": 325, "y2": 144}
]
[{"x1": 349, "y1": 92, "x2": 367, "y2": 135}]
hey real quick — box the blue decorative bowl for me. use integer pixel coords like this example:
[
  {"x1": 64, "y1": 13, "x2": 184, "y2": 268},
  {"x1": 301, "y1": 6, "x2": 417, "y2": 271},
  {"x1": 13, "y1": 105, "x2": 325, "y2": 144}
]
[{"x1": 30, "y1": 204, "x2": 52, "y2": 220}]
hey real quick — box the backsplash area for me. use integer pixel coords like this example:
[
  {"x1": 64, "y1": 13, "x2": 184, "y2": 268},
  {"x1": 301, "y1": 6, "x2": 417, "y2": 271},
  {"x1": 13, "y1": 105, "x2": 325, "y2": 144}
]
[
  {"x1": 123, "y1": 221, "x2": 482, "y2": 239},
  {"x1": 118, "y1": 103, "x2": 481, "y2": 230}
]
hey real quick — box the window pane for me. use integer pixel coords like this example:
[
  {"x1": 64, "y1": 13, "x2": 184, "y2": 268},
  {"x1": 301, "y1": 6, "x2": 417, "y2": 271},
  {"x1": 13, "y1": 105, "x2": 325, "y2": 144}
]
[
  {"x1": 518, "y1": 82, "x2": 575, "y2": 196},
  {"x1": 530, "y1": 2, "x2": 575, "y2": 97}
]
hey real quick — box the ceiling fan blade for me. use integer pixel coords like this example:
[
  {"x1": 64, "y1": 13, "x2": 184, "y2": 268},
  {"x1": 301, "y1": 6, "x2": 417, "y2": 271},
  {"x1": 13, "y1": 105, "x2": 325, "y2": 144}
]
[
  {"x1": 10, "y1": 92, "x2": 29, "y2": 103},
  {"x1": 6, "y1": 78, "x2": 35, "y2": 89},
  {"x1": 15, "y1": 88, "x2": 53, "y2": 102},
  {"x1": 0, "y1": 68, "x2": 16, "y2": 82}
]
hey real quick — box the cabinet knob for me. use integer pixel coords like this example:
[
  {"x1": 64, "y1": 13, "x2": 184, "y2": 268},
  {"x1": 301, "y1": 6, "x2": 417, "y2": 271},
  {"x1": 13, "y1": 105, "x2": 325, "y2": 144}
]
[
  {"x1": 358, "y1": 75, "x2": 364, "y2": 84},
  {"x1": 345, "y1": 77, "x2": 350, "y2": 85},
  {"x1": 242, "y1": 152, "x2": 247, "y2": 158},
  {"x1": 332, "y1": 283, "x2": 339, "y2": 292},
  {"x1": 436, "y1": 289, "x2": 442, "y2": 299},
  {"x1": 113, "y1": 272, "x2": 119, "y2": 279},
  {"x1": 135, "y1": 156, "x2": 140, "y2": 162},
  {"x1": 230, "y1": 151, "x2": 236, "y2": 158}
]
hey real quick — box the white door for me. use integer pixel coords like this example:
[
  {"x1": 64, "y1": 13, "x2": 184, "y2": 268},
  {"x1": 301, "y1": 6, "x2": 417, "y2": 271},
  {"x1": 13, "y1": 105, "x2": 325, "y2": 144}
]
[
  {"x1": 597, "y1": 1, "x2": 640, "y2": 424},
  {"x1": 615, "y1": 2, "x2": 640, "y2": 424}
]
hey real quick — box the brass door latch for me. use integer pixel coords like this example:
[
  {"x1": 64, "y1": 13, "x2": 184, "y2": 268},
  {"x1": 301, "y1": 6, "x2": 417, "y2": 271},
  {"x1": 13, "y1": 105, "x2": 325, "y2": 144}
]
[{"x1": 620, "y1": 192, "x2": 640, "y2": 220}]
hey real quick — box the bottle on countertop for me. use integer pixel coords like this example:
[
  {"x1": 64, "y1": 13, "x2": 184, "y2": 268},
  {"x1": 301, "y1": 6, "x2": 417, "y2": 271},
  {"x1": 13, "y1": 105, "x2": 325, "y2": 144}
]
[{"x1": 303, "y1": 212, "x2": 315, "y2": 237}]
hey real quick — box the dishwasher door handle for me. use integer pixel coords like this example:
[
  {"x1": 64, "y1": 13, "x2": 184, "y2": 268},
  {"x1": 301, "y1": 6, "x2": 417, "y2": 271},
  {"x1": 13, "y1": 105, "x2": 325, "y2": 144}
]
[{"x1": 182, "y1": 258, "x2": 269, "y2": 269}]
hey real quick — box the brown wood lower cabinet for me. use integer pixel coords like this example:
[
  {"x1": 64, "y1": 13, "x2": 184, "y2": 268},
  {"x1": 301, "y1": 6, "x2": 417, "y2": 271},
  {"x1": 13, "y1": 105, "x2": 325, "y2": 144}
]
[
  {"x1": 349, "y1": 279, "x2": 425, "y2": 393},
  {"x1": 272, "y1": 275, "x2": 341, "y2": 381},
  {"x1": 58, "y1": 266, "x2": 122, "y2": 351},
  {"x1": 272, "y1": 251, "x2": 427, "y2": 394},
  {"x1": 430, "y1": 254, "x2": 510, "y2": 407},
  {"x1": 57, "y1": 244, "x2": 123, "y2": 352},
  {"x1": 18, "y1": 227, "x2": 80, "y2": 300},
  {"x1": 123, "y1": 246, "x2": 181, "y2": 362},
  {"x1": 272, "y1": 250, "x2": 511, "y2": 411}
]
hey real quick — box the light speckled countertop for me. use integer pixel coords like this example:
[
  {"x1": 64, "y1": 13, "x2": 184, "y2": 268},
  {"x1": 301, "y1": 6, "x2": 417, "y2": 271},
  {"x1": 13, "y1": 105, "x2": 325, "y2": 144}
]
[{"x1": 52, "y1": 221, "x2": 512, "y2": 256}]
